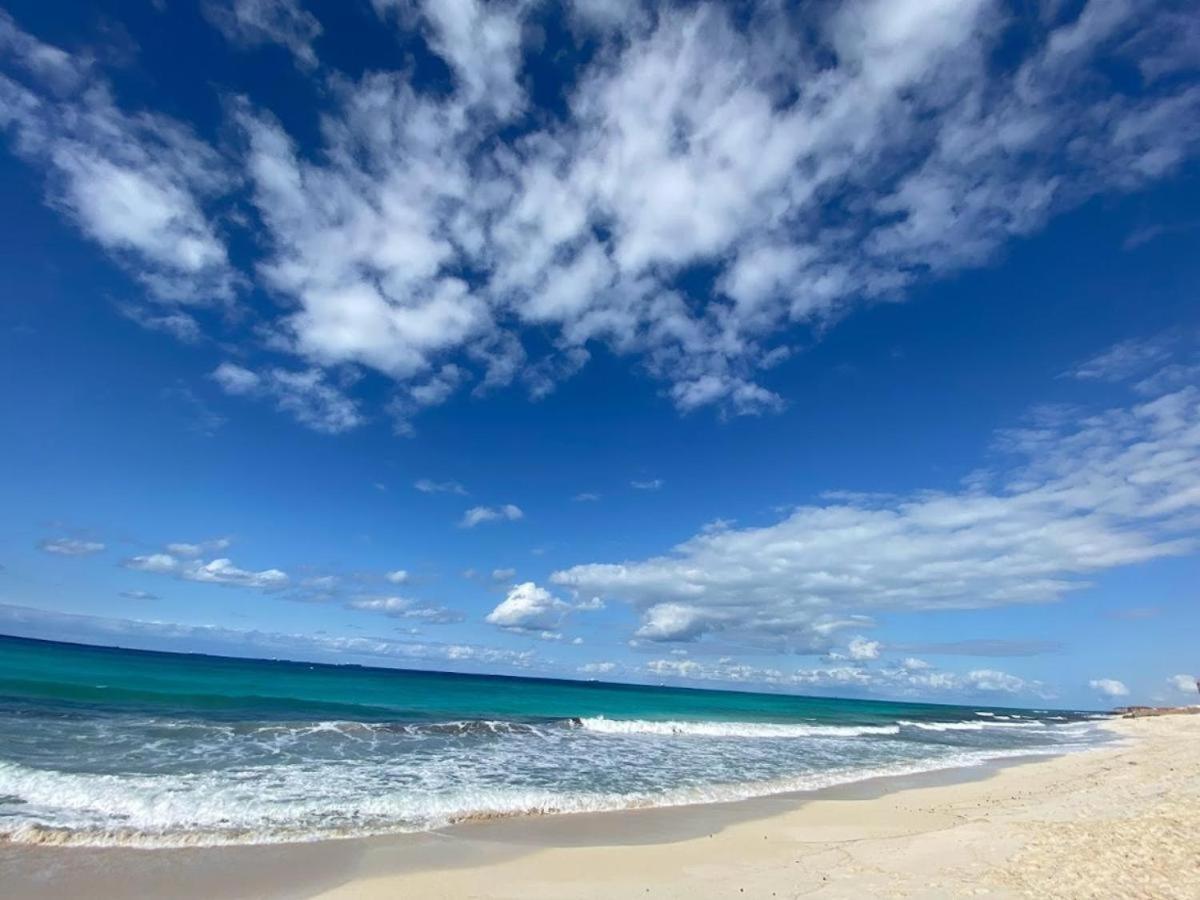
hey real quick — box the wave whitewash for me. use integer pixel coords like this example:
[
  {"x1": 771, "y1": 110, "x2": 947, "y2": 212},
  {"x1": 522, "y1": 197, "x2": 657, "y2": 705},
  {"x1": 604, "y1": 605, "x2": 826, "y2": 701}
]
[{"x1": 0, "y1": 635, "x2": 1108, "y2": 847}]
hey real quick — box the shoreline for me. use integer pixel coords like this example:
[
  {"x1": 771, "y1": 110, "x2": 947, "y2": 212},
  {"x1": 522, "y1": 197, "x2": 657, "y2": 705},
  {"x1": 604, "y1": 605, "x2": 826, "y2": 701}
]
[{"x1": 4, "y1": 716, "x2": 1196, "y2": 898}]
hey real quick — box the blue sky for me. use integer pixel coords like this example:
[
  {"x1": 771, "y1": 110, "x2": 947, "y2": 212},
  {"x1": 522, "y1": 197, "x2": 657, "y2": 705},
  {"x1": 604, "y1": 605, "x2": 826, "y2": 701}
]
[{"x1": 1, "y1": 0, "x2": 1198, "y2": 709}]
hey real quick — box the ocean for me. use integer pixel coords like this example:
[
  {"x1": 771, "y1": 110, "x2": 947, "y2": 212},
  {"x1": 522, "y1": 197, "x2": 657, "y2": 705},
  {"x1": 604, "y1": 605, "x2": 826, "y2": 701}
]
[{"x1": 0, "y1": 635, "x2": 1109, "y2": 847}]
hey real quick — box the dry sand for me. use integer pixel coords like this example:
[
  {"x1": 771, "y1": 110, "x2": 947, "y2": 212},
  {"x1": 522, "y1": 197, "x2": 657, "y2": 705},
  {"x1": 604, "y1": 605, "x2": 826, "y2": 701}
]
[{"x1": 4, "y1": 715, "x2": 1196, "y2": 899}]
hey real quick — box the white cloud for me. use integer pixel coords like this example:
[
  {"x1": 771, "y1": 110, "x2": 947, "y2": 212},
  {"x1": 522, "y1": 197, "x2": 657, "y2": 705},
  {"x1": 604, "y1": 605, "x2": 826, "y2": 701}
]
[
  {"x1": 204, "y1": 0, "x2": 323, "y2": 70},
  {"x1": 634, "y1": 603, "x2": 708, "y2": 642},
  {"x1": 119, "y1": 305, "x2": 204, "y2": 343},
  {"x1": 636, "y1": 655, "x2": 1048, "y2": 699},
  {"x1": 414, "y1": 478, "x2": 468, "y2": 495},
  {"x1": 460, "y1": 504, "x2": 524, "y2": 528},
  {"x1": 1090, "y1": 678, "x2": 1130, "y2": 697},
  {"x1": 901, "y1": 657, "x2": 930, "y2": 671},
  {"x1": 184, "y1": 558, "x2": 289, "y2": 589},
  {"x1": 0, "y1": 601, "x2": 535, "y2": 671},
  {"x1": 345, "y1": 595, "x2": 462, "y2": 624},
  {"x1": 485, "y1": 581, "x2": 569, "y2": 632},
  {"x1": 211, "y1": 363, "x2": 364, "y2": 433},
  {"x1": 491, "y1": 567, "x2": 516, "y2": 582},
  {"x1": 389, "y1": 363, "x2": 468, "y2": 435},
  {"x1": 122, "y1": 551, "x2": 288, "y2": 590},
  {"x1": 579, "y1": 660, "x2": 618, "y2": 675},
  {"x1": 182, "y1": 0, "x2": 1200, "y2": 431},
  {"x1": 554, "y1": 385, "x2": 1200, "y2": 650},
  {"x1": 846, "y1": 636, "x2": 881, "y2": 661},
  {"x1": 1168, "y1": 674, "x2": 1197, "y2": 695},
  {"x1": 123, "y1": 552, "x2": 179, "y2": 574},
  {"x1": 166, "y1": 538, "x2": 232, "y2": 558},
  {"x1": 630, "y1": 479, "x2": 663, "y2": 491},
  {"x1": 573, "y1": 492, "x2": 600, "y2": 502},
  {"x1": 1067, "y1": 335, "x2": 1175, "y2": 383},
  {"x1": 3, "y1": 5, "x2": 1199, "y2": 433},
  {"x1": 384, "y1": 569, "x2": 410, "y2": 584},
  {"x1": 301, "y1": 574, "x2": 338, "y2": 591},
  {"x1": 118, "y1": 590, "x2": 159, "y2": 601},
  {"x1": 0, "y1": 13, "x2": 235, "y2": 302},
  {"x1": 211, "y1": 362, "x2": 261, "y2": 395},
  {"x1": 38, "y1": 537, "x2": 105, "y2": 556}
]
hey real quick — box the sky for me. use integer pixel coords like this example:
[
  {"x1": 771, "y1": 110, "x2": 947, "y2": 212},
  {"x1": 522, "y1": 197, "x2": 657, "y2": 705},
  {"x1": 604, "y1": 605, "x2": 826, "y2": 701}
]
[{"x1": 0, "y1": 0, "x2": 1198, "y2": 710}]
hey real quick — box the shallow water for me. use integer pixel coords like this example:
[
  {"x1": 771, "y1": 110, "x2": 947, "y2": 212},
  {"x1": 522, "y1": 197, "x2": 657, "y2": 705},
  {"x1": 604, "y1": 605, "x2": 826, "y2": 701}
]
[{"x1": 0, "y1": 635, "x2": 1109, "y2": 846}]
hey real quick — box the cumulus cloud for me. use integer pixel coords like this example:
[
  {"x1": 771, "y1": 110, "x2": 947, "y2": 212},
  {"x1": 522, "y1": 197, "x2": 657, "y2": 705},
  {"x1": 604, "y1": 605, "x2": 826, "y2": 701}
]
[
  {"x1": 211, "y1": 362, "x2": 364, "y2": 433},
  {"x1": 384, "y1": 569, "x2": 410, "y2": 584},
  {"x1": 38, "y1": 537, "x2": 105, "y2": 556},
  {"x1": 554, "y1": 385, "x2": 1200, "y2": 651},
  {"x1": 1089, "y1": 678, "x2": 1130, "y2": 697},
  {"x1": 204, "y1": 0, "x2": 322, "y2": 70},
  {"x1": 459, "y1": 504, "x2": 524, "y2": 528},
  {"x1": 846, "y1": 636, "x2": 881, "y2": 661},
  {"x1": 122, "y1": 551, "x2": 288, "y2": 590},
  {"x1": 485, "y1": 581, "x2": 569, "y2": 632}
]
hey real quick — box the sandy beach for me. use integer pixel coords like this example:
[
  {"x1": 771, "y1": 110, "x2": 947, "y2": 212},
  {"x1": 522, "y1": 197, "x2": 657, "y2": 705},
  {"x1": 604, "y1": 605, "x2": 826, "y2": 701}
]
[{"x1": 2, "y1": 714, "x2": 1195, "y2": 899}]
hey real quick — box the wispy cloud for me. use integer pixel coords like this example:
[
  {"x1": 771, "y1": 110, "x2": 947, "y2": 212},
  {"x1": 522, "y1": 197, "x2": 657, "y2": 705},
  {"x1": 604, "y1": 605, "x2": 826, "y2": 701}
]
[
  {"x1": 203, "y1": 0, "x2": 322, "y2": 70},
  {"x1": 118, "y1": 590, "x2": 159, "y2": 601},
  {"x1": 0, "y1": 12, "x2": 237, "y2": 301},
  {"x1": 414, "y1": 478, "x2": 468, "y2": 495},
  {"x1": 639, "y1": 656, "x2": 1050, "y2": 700},
  {"x1": 459, "y1": 504, "x2": 523, "y2": 528},
  {"x1": 0, "y1": 602, "x2": 534, "y2": 670},
  {"x1": 3, "y1": 3, "x2": 1188, "y2": 430},
  {"x1": 630, "y1": 479, "x2": 663, "y2": 491},
  {"x1": 891, "y1": 639, "x2": 1064, "y2": 658},
  {"x1": 122, "y1": 551, "x2": 288, "y2": 590},
  {"x1": 165, "y1": 538, "x2": 232, "y2": 558},
  {"x1": 1065, "y1": 335, "x2": 1176, "y2": 383},
  {"x1": 211, "y1": 362, "x2": 364, "y2": 434},
  {"x1": 38, "y1": 537, "x2": 105, "y2": 557},
  {"x1": 344, "y1": 595, "x2": 463, "y2": 625},
  {"x1": 554, "y1": 384, "x2": 1200, "y2": 651}
]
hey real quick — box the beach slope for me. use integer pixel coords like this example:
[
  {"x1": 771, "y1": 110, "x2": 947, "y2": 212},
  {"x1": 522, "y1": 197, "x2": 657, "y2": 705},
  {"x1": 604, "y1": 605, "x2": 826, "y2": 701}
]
[{"x1": 317, "y1": 715, "x2": 1198, "y2": 899}]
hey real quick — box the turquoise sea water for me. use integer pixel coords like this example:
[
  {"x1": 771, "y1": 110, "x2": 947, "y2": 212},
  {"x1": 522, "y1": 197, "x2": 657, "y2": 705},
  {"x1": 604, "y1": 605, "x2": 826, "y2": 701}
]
[{"x1": 0, "y1": 635, "x2": 1108, "y2": 846}]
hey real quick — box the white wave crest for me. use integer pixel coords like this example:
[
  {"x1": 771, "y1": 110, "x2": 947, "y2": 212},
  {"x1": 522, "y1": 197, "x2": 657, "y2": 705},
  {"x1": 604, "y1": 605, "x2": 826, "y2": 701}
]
[
  {"x1": 898, "y1": 719, "x2": 1046, "y2": 732},
  {"x1": 576, "y1": 717, "x2": 900, "y2": 738},
  {"x1": 0, "y1": 743, "x2": 1091, "y2": 849}
]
